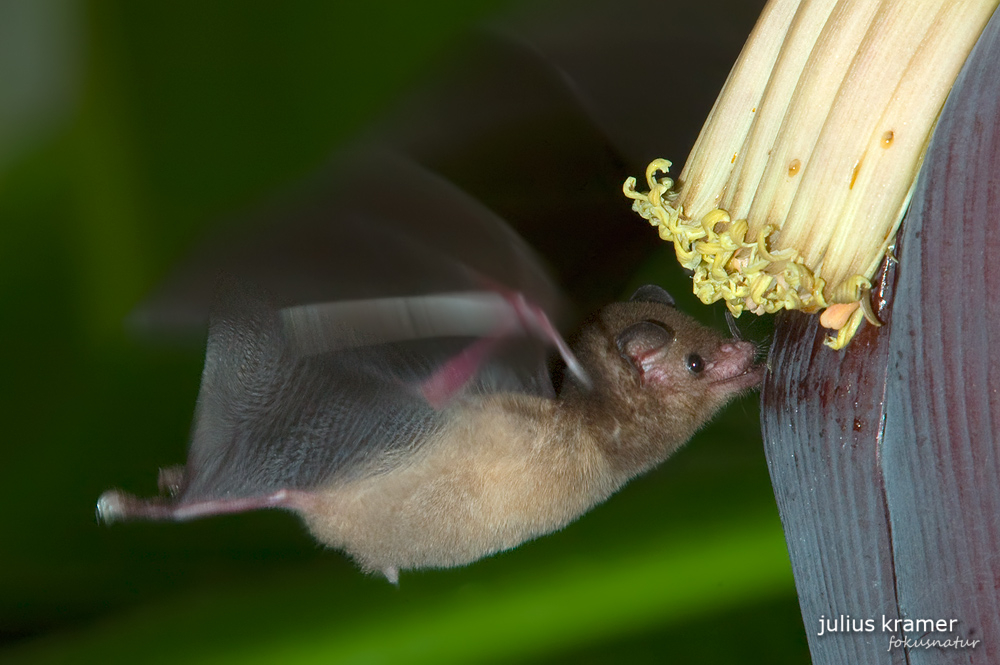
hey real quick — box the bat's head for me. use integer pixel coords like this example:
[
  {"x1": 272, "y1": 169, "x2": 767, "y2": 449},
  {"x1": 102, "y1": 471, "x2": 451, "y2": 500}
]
[
  {"x1": 570, "y1": 285, "x2": 763, "y2": 473},
  {"x1": 608, "y1": 285, "x2": 762, "y2": 401}
]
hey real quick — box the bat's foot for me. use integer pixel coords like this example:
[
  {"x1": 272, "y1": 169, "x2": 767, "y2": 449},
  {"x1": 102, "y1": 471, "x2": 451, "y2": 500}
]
[
  {"x1": 96, "y1": 490, "x2": 174, "y2": 524},
  {"x1": 157, "y1": 466, "x2": 186, "y2": 495},
  {"x1": 382, "y1": 566, "x2": 400, "y2": 586},
  {"x1": 95, "y1": 490, "x2": 124, "y2": 524}
]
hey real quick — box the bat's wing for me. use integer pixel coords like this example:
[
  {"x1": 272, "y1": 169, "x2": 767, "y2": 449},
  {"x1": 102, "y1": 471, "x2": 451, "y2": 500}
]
[
  {"x1": 100, "y1": 149, "x2": 582, "y2": 523},
  {"x1": 101, "y1": 289, "x2": 441, "y2": 519},
  {"x1": 197, "y1": 285, "x2": 563, "y2": 490},
  {"x1": 132, "y1": 147, "x2": 566, "y2": 337},
  {"x1": 487, "y1": 0, "x2": 766, "y2": 168},
  {"x1": 375, "y1": 0, "x2": 764, "y2": 311},
  {"x1": 101, "y1": 284, "x2": 574, "y2": 522},
  {"x1": 132, "y1": 0, "x2": 765, "y2": 332}
]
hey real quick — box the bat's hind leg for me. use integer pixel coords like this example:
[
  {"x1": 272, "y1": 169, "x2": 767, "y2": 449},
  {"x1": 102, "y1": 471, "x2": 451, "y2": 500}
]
[{"x1": 97, "y1": 488, "x2": 313, "y2": 524}]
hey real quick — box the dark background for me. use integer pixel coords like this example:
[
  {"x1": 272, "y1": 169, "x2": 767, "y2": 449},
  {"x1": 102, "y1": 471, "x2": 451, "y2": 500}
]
[{"x1": 0, "y1": 0, "x2": 808, "y2": 662}]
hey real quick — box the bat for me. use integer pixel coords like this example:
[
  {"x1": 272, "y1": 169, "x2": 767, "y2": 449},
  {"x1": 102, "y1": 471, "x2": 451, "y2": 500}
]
[
  {"x1": 97, "y1": 150, "x2": 762, "y2": 583},
  {"x1": 98, "y1": 279, "x2": 760, "y2": 584},
  {"x1": 96, "y1": 1, "x2": 766, "y2": 583}
]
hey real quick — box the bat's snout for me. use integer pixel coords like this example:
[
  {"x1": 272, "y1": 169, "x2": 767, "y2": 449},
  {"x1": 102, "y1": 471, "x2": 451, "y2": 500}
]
[{"x1": 707, "y1": 341, "x2": 764, "y2": 391}]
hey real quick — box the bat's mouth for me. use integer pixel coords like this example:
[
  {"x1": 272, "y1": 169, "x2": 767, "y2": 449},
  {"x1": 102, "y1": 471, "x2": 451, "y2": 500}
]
[
  {"x1": 707, "y1": 341, "x2": 765, "y2": 391},
  {"x1": 714, "y1": 363, "x2": 767, "y2": 392}
]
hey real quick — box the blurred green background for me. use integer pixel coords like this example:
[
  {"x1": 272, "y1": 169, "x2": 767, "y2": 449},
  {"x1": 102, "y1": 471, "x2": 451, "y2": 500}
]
[{"x1": 0, "y1": 0, "x2": 808, "y2": 662}]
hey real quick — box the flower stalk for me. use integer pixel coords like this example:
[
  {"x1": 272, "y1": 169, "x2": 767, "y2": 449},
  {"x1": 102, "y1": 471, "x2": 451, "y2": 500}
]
[{"x1": 625, "y1": 0, "x2": 998, "y2": 348}]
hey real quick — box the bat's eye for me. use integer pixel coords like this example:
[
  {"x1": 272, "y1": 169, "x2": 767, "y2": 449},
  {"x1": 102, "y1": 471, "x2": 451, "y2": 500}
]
[{"x1": 686, "y1": 353, "x2": 705, "y2": 374}]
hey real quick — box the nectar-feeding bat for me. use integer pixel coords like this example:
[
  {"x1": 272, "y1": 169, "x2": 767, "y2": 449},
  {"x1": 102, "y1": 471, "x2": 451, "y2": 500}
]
[
  {"x1": 96, "y1": 1, "x2": 765, "y2": 580},
  {"x1": 98, "y1": 206, "x2": 762, "y2": 583}
]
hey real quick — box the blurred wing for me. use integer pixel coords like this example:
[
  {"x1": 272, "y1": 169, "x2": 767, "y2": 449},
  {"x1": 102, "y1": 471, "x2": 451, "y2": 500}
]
[
  {"x1": 183, "y1": 286, "x2": 448, "y2": 500},
  {"x1": 110, "y1": 144, "x2": 576, "y2": 518},
  {"x1": 133, "y1": 0, "x2": 764, "y2": 332},
  {"x1": 381, "y1": 0, "x2": 764, "y2": 310},
  {"x1": 183, "y1": 284, "x2": 560, "y2": 502},
  {"x1": 488, "y1": 0, "x2": 766, "y2": 168},
  {"x1": 110, "y1": 137, "x2": 588, "y2": 513},
  {"x1": 102, "y1": 281, "x2": 560, "y2": 520},
  {"x1": 133, "y1": 148, "x2": 565, "y2": 337}
]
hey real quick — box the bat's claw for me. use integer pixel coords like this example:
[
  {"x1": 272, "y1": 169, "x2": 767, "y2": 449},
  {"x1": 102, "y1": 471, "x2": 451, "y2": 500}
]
[{"x1": 158, "y1": 466, "x2": 186, "y2": 496}]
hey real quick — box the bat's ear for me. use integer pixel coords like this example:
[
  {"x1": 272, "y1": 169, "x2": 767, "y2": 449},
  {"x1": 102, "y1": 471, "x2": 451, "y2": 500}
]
[
  {"x1": 628, "y1": 285, "x2": 675, "y2": 307},
  {"x1": 615, "y1": 320, "x2": 676, "y2": 372}
]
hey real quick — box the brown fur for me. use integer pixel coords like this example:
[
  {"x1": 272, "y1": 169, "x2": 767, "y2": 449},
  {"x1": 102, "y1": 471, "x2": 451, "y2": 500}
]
[{"x1": 302, "y1": 300, "x2": 761, "y2": 577}]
